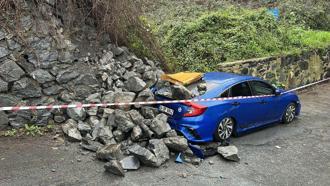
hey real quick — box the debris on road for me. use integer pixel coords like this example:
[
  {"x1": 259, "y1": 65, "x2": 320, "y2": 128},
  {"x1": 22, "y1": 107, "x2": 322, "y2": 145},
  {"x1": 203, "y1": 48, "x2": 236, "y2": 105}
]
[
  {"x1": 120, "y1": 156, "x2": 140, "y2": 170},
  {"x1": 217, "y1": 145, "x2": 240, "y2": 162},
  {"x1": 104, "y1": 160, "x2": 125, "y2": 177}
]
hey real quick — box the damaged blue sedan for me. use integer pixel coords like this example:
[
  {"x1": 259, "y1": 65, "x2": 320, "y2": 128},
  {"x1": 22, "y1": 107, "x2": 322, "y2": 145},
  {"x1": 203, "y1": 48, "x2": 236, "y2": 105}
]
[{"x1": 155, "y1": 72, "x2": 301, "y2": 143}]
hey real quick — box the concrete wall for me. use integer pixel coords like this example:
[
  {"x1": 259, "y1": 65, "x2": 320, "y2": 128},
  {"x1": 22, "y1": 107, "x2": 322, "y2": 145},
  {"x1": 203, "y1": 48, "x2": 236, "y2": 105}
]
[{"x1": 218, "y1": 48, "x2": 330, "y2": 89}]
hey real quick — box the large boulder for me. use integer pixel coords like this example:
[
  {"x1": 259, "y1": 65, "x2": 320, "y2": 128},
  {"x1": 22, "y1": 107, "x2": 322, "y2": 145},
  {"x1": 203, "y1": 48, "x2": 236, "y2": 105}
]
[
  {"x1": 217, "y1": 145, "x2": 240, "y2": 162},
  {"x1": 113, "y1": 92, "x2": 136, "y2": 110},
  {"x1": 0, "y1": 45, "x2": 9, "y2": 59},
  {"x1": 120, "y1": 155, "x2": 140, "y2": 170},
  {"x1": 128, "y1": 144, "x2": 158, "y2": 167},
  {"x1": 171, "y1": 84, "x2": 192, "y2": 99},
  {"x1": 104, "y1": 160, "x2": 125, "y2": 177},
  {"x1": 163, "y1": 136, "x2": 188, "y2": 152},
  {"x1": 0, "y1": 60, "x2": 25, "y2": 82},
  {"x1": 66, "y1": 102, "x2": 86, "y2": 121},
  {"x1": 148, "y1": 139, "x2": 170, "y2": 166},
  {"x1": 114, "y1": 110, "x2": 135, "y2": 133},
  {"x1": 96, "y1": 144, "x2": 124, "y2": 161},
  {"x1": 149, "y1": 114, "x2": 171, "y2": 137},
  {"x1": 126, "y1": 76, "x2": 146, "y2": 92},
  {"x1": 56, "y1": 69, "x2": 79, "y2": 83},
  {"x1": 62, "y1": 119, "x2": 82, "y2": 142},
  {"x1": 12, "y1": 77, "x2": 42, "y2": 98},
  {"x1": 30, "y1": 69, "x2": 54, "y2": 84}
]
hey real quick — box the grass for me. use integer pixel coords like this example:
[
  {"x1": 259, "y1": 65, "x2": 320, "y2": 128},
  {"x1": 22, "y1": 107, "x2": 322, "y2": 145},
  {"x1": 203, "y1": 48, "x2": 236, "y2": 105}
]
[{"x1": 140, "y1": 1, "x2": 330, "y2": 72}]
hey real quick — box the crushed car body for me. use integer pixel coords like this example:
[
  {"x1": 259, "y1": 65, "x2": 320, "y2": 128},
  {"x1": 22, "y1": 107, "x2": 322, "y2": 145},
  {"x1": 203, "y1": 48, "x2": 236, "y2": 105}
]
[{"x1": 154, "y1": 72, "x2": 301, "y2": 143}]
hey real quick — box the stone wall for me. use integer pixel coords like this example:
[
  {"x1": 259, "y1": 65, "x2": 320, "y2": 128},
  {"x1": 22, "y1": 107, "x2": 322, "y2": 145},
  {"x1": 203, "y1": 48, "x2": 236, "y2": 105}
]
[
  {"x1": 0, "y1": 2, "x2": 163, "y2": 130},
  {"x1": 218, "y1": 48, "x2": 330, "y2": 89}
]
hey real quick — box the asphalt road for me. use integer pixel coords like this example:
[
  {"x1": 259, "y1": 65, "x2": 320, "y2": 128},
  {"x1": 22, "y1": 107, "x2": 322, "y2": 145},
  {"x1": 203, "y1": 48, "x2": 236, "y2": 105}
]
[{"x1": 0, "y1": 83, "x2": 330, "y2": 186}]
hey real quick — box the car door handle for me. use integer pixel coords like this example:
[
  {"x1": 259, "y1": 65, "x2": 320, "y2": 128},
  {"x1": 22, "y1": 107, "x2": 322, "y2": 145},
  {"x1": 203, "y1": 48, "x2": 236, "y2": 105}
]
[
  {"x1": 231, "y1": 102, "x2": 240, "y2": 106},
  {"x1": 259, "y1": 100, "x2": 267, "y2": 104}
]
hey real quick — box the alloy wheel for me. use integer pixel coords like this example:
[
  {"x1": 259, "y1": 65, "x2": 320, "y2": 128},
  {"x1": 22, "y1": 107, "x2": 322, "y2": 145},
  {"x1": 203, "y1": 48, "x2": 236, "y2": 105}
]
[
  {"x1": 285, "y1": 104, "x2": 296, "y2": 123},
  {"x1": 217, "y1": 117, "x2": 234, "y2": 140}
]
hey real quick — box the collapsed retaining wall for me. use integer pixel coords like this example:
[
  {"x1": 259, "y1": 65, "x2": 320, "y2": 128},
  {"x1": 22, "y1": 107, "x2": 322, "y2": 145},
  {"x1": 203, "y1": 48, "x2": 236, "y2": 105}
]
[{"x1": 218, "y1": 48, "x2": 330, "y2": 89}]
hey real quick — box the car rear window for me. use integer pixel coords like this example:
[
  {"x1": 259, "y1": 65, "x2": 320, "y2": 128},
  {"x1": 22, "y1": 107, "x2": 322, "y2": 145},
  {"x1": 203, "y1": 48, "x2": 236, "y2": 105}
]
[{"x1": 187, "y1": 80, "x2": 219, "y2": 97}]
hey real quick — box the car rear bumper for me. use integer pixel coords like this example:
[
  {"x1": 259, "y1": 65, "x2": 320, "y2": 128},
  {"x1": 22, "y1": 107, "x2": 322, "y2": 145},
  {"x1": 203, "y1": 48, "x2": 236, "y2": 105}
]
[{"x1": 168, "y1": 117, "x2": 213, "y2": 143}]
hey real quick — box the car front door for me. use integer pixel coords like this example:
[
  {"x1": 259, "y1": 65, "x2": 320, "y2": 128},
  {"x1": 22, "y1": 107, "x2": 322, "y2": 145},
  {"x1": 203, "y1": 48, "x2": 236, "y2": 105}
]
[
  {"x1": 249, "y1": 80, "x2": 280, "y2": 124},
  {"x1": 228, "y1": 81, "x2": 262, "y2": 129}
]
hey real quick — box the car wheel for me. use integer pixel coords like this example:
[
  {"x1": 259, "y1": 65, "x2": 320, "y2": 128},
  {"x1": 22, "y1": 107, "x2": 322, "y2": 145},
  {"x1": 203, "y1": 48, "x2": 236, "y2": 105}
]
[
  {"x1": 283, "y1": 103, "x2": 296, "y2": 124},
  {"x1": 215, "y1": 117, "x2": 234, "y2": 141}
]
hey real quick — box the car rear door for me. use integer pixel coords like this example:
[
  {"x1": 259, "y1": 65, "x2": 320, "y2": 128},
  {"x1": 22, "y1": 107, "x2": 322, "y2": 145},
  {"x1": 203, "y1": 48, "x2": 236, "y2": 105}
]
[
  {"x1": 249, "y1": 80, "x2": 281, "y2": 124},
  {"x1": 227, "y1": 81, "x2": 262, "y2": 129}
]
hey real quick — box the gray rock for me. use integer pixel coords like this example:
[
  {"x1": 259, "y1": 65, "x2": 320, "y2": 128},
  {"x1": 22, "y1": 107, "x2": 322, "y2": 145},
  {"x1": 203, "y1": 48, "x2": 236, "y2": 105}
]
[
  {"x1": 113, "y1": 130, "x2": 125, "y2": 142},
  {"x1": 96, "y1": 144, "x2": 124, "y2": 161},
  {"x1": 128, "y1": 144, "x2": 158, "y2": 167},
  {"x1": 123, "y1": 71, "x2": 139, "y2": 80},
  {"x1": 113, "y1": 91, "x2": 136, "y2": 110},
  {"x1": 62, "y1": 119, "x2": 82, "y2": 142},
  {"x1": 58, "y1": 51, "x2": 74, "y2": 63},
  {"x1": 126, "y1": 76, "x2": 146, "y2": 92},
  {"x1": 20, "y1": 16, "x2": 33, "y2": 31},
  {"x1": 0, "y1": 111, "x2": 9, "y2": 130},
  {"x1": 172, "y1": 84, "x2": 192, "y2": 99},
  {"x1": 0, "y1": 30, "x2": 5, "y2": 40},
  {"x1": 54, "y1": 115, "x2": 66, "y2": 123},
  {"x1": 127, "y1": 109, "x2": 144, "y2": 125},
  {"x1": 0, "y1": 60, "x2": 25, "y2": 82},
  {"x1": 113, "y1": 47, "x2": 124, "y2": 56},
  {"x1": 163, "y1": 136, "x2": 188, "y2": 152},
  {"x1": 12, "y1": 78, "x2": 42, "y2": 98},
  {"x1": 148, "y1": 139, "x2": 170, "y2": 166},
  {"x1": 120, "y1": 156, "x2": 140, "y2": 170},
  {"x1": 7, "y1": 38, "x2": 21, "y2": 50},
  {"x1": 217, "y1": 145, "x2": 240, "y2": 162},
  {"x1": 134, "y1": 89, "x2": 154, "y2": 108},
  {"x1": 30, "y1": 69, "x2": 54, "y2": 84},
  {"x1": 155, "y1": 87, "x2": 172, "y2": 98},
  {"x1": 86, "y1": 107, "x2": 98, "y2": 116},
  {"x1": 66, "y1": 102, "x2": 86, "y2": 121},
  {"x1": 166, "y1": 129, "x2": 178, "y2": 137},
  {"x1": 143, "y1": 71, "x2": 157, "y2": 87},
  {"x1": 114, "y1": 110, "x2": 135, "y2": 133},
  {"x1": 77, "y1": 121, "x2": 92, "y2": 133},
  {"x1": 102, "y1": 91, "x2": 115, "y2": 103},
  {"x1": 138, "y1": 122, "x2": 154, "y2": 138},
  {"x1": 0, "y1": 94, "x2": 20, "y2": 107},
  {"x1": 104, "y1": 160, "x2": 125, "y2": 177},
  {"x1": 74, "y1": 74, "x2": 99, "y2": 87},
  {"x1": 141, "y1": 106, "x2": 158, "y2": 119},
  {"x1": 98, "y1": 119, "x2": 114, "y2": 144},
  {"x1": 0, "y1": 78, "x2": 8, "y2": 92},
  {"x1": 99, "y1": 51, "x2": 113, "y2": 64},
  {"x1": 115, "y1": 80, "x2": 124, "y2": 88},
  {"x1": 80, "y1": 139, "x2": 103, "y2": 152},
  {"x1": 42, "y1": 85, "x2": 64, "y2": 96},
  {"x1": 131, "y1": 126, "x2": 143, "y2": 141},
  {"x1": 150, "y1": 114, "x2": 171, "y2": 137},
  {"x1": 0, "y1": 46, "x2": 9, "y2": 59},
  {"x1": 56, "y1": 70, "x2": 79, "y2": 83}
]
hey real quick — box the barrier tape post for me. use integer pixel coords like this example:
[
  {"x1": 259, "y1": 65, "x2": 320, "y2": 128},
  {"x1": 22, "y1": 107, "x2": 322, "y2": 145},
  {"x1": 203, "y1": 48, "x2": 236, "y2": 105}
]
[{"x1": 0, "y1": 78, "x2": 329, "y2": 112}]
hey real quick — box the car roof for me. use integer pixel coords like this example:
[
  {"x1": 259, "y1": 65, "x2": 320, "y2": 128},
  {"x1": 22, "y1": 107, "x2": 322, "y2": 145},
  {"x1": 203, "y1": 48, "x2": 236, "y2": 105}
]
[{"x1": 200, "y1": 72, "x2": 262, "y2": 98}]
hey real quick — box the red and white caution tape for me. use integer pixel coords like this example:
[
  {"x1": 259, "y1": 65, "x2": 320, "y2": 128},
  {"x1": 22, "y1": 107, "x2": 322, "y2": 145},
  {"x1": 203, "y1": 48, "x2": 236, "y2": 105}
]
[{"x1": 0, "y1": 78, "x2": 329, "y2": 112}]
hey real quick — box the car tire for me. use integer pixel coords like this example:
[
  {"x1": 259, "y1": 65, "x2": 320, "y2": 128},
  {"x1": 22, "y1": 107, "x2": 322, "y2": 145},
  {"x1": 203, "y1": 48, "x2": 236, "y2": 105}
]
[
  {"x1": 282, "y1": 103, "x2": 297, "y2": 124},
  {"x1": 214, "y1": 117, "x2": 235, "y2": 141}
]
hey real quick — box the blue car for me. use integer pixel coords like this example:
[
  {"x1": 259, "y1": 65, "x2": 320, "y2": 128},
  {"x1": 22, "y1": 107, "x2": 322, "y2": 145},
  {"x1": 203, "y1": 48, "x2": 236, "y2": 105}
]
[{"x1": 156, "y1": 72, "x2": 301, "y2": 143}]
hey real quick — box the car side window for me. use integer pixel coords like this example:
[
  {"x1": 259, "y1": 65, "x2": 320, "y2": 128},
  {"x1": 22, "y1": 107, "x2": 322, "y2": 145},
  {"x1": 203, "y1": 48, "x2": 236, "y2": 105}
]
[
  {"x1": 220, "y1": 89, "x2": 229, "y2": 98},
  {"x1": 230, "y1": 82, "x2": 252, "y2": 97},
  {"x1": 250, "y1": 81, "x2": 275, "y2": 95}
]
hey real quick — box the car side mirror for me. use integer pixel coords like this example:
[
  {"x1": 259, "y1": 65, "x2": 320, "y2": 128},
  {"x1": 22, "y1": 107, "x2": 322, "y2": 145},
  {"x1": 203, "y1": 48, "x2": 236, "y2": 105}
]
[{"x1": 274, "y1": 89, "x2": 281, "y2": 96}]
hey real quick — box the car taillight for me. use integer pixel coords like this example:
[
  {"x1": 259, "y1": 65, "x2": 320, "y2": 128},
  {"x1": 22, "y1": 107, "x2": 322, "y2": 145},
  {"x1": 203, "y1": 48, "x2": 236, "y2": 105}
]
[{"x1": 183, "y1": 102, "x2": 207, "y2": 117}]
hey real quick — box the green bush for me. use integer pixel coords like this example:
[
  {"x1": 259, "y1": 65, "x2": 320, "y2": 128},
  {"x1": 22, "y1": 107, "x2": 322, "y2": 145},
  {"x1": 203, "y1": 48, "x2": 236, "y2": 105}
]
[
  {"x1": 163, "y1": 8, "x2": 330, "y2": 72},
  {"x1": 280, "y1": 0, "x2": 330, "y2": 31}
]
